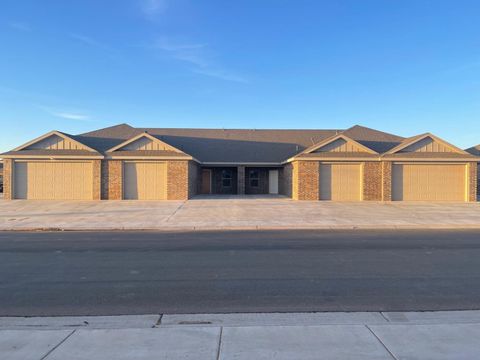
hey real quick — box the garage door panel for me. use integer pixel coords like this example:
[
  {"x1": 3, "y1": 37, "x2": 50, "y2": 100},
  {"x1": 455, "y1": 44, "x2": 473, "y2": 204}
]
[
  {"x1": 320, "y1": 163, "x2": 361, "y2": 201},
  {"x1": 123, "y1": 162, "x2": 167, "y2": 200},
  {"x1": 14, "y1": 161, "x2": 93, "y2": 200},
  {"x1": 392, "y1": 164, "x2": 466, "y2": 201}
]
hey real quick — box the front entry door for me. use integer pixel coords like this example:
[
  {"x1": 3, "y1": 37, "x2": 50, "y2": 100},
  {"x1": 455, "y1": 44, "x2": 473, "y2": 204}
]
[
  {"x1": 269, "y1": 170, "x2": 279, "y2": 194},
  {"x1": 201, "y1": 169, "x2": 211, "y2": 194}
]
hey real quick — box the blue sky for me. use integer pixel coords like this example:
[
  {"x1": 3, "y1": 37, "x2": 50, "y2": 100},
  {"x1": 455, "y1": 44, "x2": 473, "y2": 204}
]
[{"x1": 1, "y1": 0, "x2": 479, "y2": 152}]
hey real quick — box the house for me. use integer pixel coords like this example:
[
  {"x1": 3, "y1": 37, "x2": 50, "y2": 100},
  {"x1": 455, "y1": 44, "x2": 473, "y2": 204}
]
[
  {"x1": 1, "y1": 123, "x2": 478, "y2": 202},
  {"x1": 466, "y1": 144, "x2": 480, "y2": 197}
]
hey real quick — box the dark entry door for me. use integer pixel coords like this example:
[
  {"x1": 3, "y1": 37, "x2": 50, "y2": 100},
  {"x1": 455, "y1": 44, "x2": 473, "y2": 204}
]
[{"x1": 201, "y1": 169, "x2": 211, "y2": 194}]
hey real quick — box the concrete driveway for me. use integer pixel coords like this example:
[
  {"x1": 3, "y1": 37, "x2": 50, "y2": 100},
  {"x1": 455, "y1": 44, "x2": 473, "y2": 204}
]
[{"x1": 0, "y1": 195, "x2": 479, "y2": 231}]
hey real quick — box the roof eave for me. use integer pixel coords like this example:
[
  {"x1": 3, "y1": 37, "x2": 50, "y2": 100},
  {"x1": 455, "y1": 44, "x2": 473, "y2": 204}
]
[{"x1": 1, "y1": 154, "x2": 104, "y2": 159}]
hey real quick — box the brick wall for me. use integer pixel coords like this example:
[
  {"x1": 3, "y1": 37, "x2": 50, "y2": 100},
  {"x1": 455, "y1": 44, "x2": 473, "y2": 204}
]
[
  {"x1": 3, "y1": 159, "x2": 12, "y2": 200},
  {"x1": 477, "y1": 163, "x2": 480, "y2": 198},
  {"x1": 101, "y1": 160, "x2": 123, "y2": 200},
  {"x1": 92, "y1": 160, "x2": 101, "y2": 200},
  {"x1": 362, "y1": 162, "x2": 382, "y2": 201},
  {"x1": 292, "y1": 161, "x2": 319, "y2": 200},
  {"x1": 280, "y1": 164, "x2": 292, "y2": 197},
  {"x1": 469, "y1": 162, "x2": 478, "y2": 202},
  {"x1": 237, "y1": 166, "x2": 245, "y2": 195},
  {"x1": 167, "y1": 160, "x2": 189, "y2": 200},
  {"x1": 381, "y1": 161, "x2": 392, "y2": 201}
]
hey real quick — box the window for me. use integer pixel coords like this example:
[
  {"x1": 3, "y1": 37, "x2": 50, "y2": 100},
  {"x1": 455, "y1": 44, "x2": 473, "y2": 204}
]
[
  {"x1": 249, "y1": 170, "x2": 259, "y2": 187},
  {"x1": 222, "y1": 170, "x2": 232, "y2": 187}
]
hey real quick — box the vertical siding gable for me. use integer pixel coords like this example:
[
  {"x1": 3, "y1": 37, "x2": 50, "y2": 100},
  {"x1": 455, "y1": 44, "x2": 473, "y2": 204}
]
[
  {"x1": 399, "y1": 136, "x2": 455, "y2": 153},
  {"x1": 313, "y1": 138, "x2": 367, "y2": 153},
  {"x1": 25, "y1": 134, "x2": 88, "y2": 151},
  {"x1": 118, "y1": 136, "x2": 180, "y2": 152}
]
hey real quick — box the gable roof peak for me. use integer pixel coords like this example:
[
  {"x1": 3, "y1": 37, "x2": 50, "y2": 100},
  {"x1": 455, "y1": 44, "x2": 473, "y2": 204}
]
[
  {"x1": 385, "y1": 132, "x2": 469, "y2": 155},
  {"x1": 11, "y1": 130, "x2": 99, "y2": 153}
]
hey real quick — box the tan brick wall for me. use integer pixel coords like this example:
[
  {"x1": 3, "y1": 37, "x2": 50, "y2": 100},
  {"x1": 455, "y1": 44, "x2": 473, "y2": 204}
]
[
  {"x1": 3, "y1": 159, "x2": 12, "y2": 200},
  {"x1": 381, "y1": 161, "x2": 392, "y2": 201},
  {"x1": 363, "y1": 162, "x2": 382, "y2": 201},
  {"x1": 469, "y1": 162, "x2": 478, "y2": 202},
  {"x1": 477, "y1": 163, "x2": 480, "y2": 199},
  {"x1": 92, "y1": 160, "x2": 101, "y2": 200},
  {"x1": 101, "y1": 160, "x2": 123, "y2": 200},
  {"x1": 167, "y1": 160, "x2": 189, "y2": 200},
  {"x1": 280, "y1": 163, "x2": 292, "y2": 197},
  {"x1": 292, "y1": 161, "x2": 319, "y2": 200}
]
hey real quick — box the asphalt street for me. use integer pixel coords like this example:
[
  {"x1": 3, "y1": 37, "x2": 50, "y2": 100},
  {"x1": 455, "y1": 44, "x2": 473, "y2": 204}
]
[{"x1": 1, "y1": 230, "x2": 480, "y2": 316}]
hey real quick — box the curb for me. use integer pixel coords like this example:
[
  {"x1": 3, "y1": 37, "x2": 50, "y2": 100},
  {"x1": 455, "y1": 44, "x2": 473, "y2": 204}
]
[{"x1": 1, "y1": 224, "x2": 480, "y2": 232}]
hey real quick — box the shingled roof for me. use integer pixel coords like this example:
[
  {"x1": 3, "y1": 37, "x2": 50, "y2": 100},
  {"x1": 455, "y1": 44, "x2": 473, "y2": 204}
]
[
  {"x1": 466, "y1": 145, "x2": 480, "y2": 156},
  {"x1": 77, "y1": 123, "x2": 404, "y2": 163}
]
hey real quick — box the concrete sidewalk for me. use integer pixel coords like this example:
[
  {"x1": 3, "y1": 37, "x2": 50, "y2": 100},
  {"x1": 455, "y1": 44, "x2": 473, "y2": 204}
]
[
  {"x1": 2, "y1": 311, "x2": 480, "y2": 359},
  {"x1": 1, "y1": 196, "x2": 480, "y2": 231}
]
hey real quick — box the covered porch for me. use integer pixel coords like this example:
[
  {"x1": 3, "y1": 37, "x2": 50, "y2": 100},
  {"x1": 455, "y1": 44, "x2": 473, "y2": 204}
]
[{"x1": 199, "y1": 165, "x2": 284, "y2": 196}]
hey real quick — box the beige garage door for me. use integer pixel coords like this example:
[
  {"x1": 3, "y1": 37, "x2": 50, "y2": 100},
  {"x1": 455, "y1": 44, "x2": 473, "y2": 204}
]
[
  {"x1": 319, "y1": 163, "x2": 362, "y2": 201},
  {"x1": 123, "y1": 161, "x2": 167, "y2": 200},
  {"x1": 392, "y1": 164, "x2": 466, "y2": 201},
  {"x1": 14, "y1": 161, "x2": 93, "y2": 200}
]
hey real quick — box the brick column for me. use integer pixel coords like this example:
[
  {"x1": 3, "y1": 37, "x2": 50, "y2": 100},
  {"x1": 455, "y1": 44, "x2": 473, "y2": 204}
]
[
  {"x1": 477, "y1": 163, "x2": 480, "y2": 200},
  {"x1": 293, "y1": 161, "x2": 319, "y2": 200},
  {"x1": 167, "y1": 161, "x2": 189, "y2": 200},
  {"x1": 102, "y1": 160, "x2": 123, "y2": 200},
  {"x1": 3, "y1": 159, "x2": 13, "y2": 200},
  {"x1": 381, "y1": 161, "x2": 392, "y2": 201},
  {"x1": 468, "y1": 162, "x2": 478, "y2": 202},
  {"x1": 237, "y1": 166, "x2": 245, "y2": 195},
  {"x1": 92, "y1": 160, "x2": 101, "y2": 200},
  {"x1": 363, "y1": 162, "x2": 382, "y2": 201}
]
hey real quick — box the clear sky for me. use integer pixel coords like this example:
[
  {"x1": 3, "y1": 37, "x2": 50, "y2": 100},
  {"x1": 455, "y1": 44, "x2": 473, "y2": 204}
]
[{"x1": 1, "y1": 0, "x2": 479, "y2": 152}]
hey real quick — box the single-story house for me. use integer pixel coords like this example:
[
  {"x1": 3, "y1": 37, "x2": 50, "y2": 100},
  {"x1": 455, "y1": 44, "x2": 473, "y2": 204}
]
[{"x1": 1, "y1": 123, "x2": 478, "y2": 201}]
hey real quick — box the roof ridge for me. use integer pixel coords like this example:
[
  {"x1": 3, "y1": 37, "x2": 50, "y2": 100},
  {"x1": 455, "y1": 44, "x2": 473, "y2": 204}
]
[
  {"x1": 78, "y1": 123, "x2": 134, "y2": 136},
  {"x1": 138, "y1": 127, "x2": 343, "y2": 132}
]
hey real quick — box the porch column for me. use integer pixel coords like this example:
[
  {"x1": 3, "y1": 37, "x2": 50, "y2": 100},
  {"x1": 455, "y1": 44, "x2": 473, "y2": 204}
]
[{"x1": 237, "y1": 166, "x2": 245, "y2": 195}]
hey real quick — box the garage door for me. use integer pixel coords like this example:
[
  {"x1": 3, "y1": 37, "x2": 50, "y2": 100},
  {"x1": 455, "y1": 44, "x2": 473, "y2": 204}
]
[
  {"x1": 123, "y1": 161, "x2": 167, "y2": 200},
  {"x1": 14, "y1": 161, "x2": 93, "y2": 200},
  {"x1": 319, "y1": 163, "x2": 362, "y2": 201},
  {"x1": 392, "y1": 164, "x2": 466, "y2": 201}
]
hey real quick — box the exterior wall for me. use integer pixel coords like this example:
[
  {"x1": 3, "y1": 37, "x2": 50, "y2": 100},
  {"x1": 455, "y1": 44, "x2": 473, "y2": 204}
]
[
  {"x1": 102, "y1": 160, "x2": 193, "y2": 200},
  {"x1": 167, "y1": 160, "x2": 189, "y2": 200},
  {"x1": 245, "y1": 167, "x2": 269, "y2": 195},
  {"x1": 363, "y1": 162, "x2": 382, "y2": 201},
  {"x1": 477, "y1": 163, "x2": 480, "y2": 198},
  {"x1": 237, "y1": 166, "x2": 245, "y2": 195},
  {"x1": 92, "y1": 160, "x2": 101, "y2": 200},
  {"x1": 279, "y1": 164, "x2": 292, "y2": 198},
  {"x1": 210, "y1": 167, "x2": 238, "y2": 194},
  {"x1": 292, "y1": 161, "x2": 319, "y2": 200},
  {"x1": 101, "y1": 160, "x2": 123, "y2": 200},
  {"x1": 381, "y1": 161, "x2": 392, "y2": 201},
  {"x1": 3, "y1": 159, "x2": 12, "y2": 200},
  {"x1": 188, "y1": 161, "x2": 200, "y2": 198},
  {"x1": 469, "y1": 162, "x2": 478, "y2": 202}
]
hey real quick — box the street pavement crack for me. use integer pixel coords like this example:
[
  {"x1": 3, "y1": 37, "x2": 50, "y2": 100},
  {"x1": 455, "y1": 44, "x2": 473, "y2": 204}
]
[
  {"x1": 40, "y1": 329, "x2": 76, "y2": 360},
  {"x1": 165, "y1": 201, "x2": 186, "y2": 223},
  {"x1": 216, "y1": 327, "x2": 223, "y2": 360},
  {"x1": 365, "y1": 325, "x2": 398, "y2": 360}
]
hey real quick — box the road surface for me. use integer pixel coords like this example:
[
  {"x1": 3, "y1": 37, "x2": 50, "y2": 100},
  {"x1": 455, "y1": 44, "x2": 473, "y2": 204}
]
[{"x1": 1, "y1": 230, "x2": 480, "y2": 316}]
